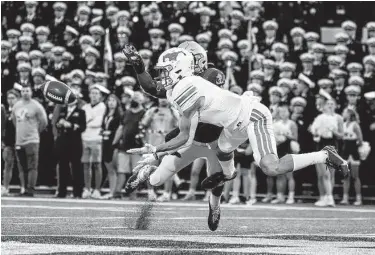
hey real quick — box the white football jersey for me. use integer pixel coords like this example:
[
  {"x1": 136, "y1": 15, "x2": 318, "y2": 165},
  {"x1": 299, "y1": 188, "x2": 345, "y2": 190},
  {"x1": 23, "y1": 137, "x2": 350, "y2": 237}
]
[{"x1": 166, "y1": 76, "x2": 245, "y2": 128}]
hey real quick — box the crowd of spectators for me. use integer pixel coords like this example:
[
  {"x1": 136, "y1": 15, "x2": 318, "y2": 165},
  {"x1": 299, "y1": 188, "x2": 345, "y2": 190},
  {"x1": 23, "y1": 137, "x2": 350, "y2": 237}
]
[{"x1": 1, "y1": 2, "x2": 375, "y2": 206}]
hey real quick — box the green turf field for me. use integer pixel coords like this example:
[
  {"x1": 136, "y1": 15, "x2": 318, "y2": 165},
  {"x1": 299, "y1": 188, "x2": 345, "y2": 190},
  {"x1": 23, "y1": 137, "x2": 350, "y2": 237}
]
[{"x1": 2, "y1": 197, "x2": 375, "y2": 254}]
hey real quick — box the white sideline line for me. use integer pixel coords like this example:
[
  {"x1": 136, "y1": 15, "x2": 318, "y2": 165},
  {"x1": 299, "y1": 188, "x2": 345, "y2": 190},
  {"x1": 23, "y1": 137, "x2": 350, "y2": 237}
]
[
  {"x1": 2, "y1": 215, "x2": 374, "y2": 221},
  {"x1": 1, "y1": 205, "x2": 177, "y2": 213},
  {"x1": 3, "y1": 233, "x2": 375, "y2": 238},
  {"x1": 2, "y1": 196, "x2": 375, "y2": 213}
]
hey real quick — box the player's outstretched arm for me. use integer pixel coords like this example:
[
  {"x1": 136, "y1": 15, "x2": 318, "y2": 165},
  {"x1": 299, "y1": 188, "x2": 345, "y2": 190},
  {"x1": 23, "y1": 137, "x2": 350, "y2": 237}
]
[
  {"x1": 122, "y1": 45, "x2": 166, "y2": 98},
  {"x1": 154, "y1": 97, "x2": 202, "y2": 153}
]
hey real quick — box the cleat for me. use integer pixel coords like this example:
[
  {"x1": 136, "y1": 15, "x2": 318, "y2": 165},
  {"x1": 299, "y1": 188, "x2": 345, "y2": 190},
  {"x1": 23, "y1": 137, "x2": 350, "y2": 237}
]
[
  {"x1": 201, "y1": 170, "x2": 238, "y2": 190},
  {"x1": 125, "y1": 165, "x2": 156, "y2": 195},
  {"x1": 314, "y1": 198, "x2": 327, "y2": 207},
  {"x1": 322, "y1": 146, "x2": 350, "y2": 177},
  {"x1": 325, "y1": 196, "x2": 336, "y2": 207},
  {"x1": 208, "y1": 198, "x2": 221, "y2": 231}
]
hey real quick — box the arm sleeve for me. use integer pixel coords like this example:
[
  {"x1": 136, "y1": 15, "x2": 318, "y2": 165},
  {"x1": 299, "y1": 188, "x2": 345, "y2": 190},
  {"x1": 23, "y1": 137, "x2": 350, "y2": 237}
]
[{"x1": 137, "y1": 72, "x2": 166, "y2": 98}]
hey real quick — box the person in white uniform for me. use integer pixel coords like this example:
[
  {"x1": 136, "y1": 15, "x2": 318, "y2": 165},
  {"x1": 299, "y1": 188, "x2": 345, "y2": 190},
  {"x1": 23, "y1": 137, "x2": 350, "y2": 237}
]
[{"x1": 127, "y1": 47, "x2": 349, "y2": 202}]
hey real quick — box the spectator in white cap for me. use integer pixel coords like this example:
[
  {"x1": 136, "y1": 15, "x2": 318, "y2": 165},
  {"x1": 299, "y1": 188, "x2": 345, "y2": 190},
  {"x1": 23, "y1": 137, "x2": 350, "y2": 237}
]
[
  {"x1": 31, "y1": 67, "x2": 46, "y2": 89},
  {"x1": 367, "y1": 22, "x2": 375, "y2": 39},
  {"x1": 247, "y1": 83, "x2": 263, "y2": 97},
  {"x1": 64, "y1": 26, "x2": 80, "y2": 56},
  {"x1": 139, "y1": 49, "x2": 153, "y2": 71},
  {"x1": 168, "y1": 23, "x2": 184, "y2": 47},
  {"x1": 62, "y1": 51, "x2": 74, "y2": 68},
  {"x1": 106, "y1": 5, "x2": 119, "y2": 28},
  {"x1": 76, "y1": 5, "x2": 91, "y2": 35},
  {"x1": 363, "y1": 55, "x2": 375, "y2": 92},
  {"x1": 15, "y1": 51, "x2": 29, "y2": 65},
  {"x1": 17, "y1": 63, "x2": 32, "y2": 86},
  {"x1": 279, "y1": 62, "x2": 296, "y2": 79},
  {"x1": 19, "y1": 35, "x2": 33, "y2": 53},
  {"x1": 40, "y1": 42, "x2": 54, "y2": 66},
  {"x1": 29, "y1": 50, "x2": 43, "y2": 68},
  {"x1": 35, "y1": 26, "x2": 50, "y2": 47},
  {"x1": 6, "y1": 29, "x2": 21, "y2": 52},
  {"x1": 89, "y1": 25, "x2": 105, "y2": 52},
  {"x1": 259, "y1": 20, "x2": 279, "y2": 58},
  {"x1": 117, "y1": 10, "x2": 131, "y2": 27},
  {"x1": 272, "y1": 42, "x2": 288, "y2": 67},
  {"x1": 95, "y1": 72, "x2": 109, "y2": 88},
  {"x1": 268, "y1": 86, "x2": 284, "y2": 115},
  {"x1": 84, "y1": 46, "x2": 101, "y2": 72},
  {"x1": 78, "y1": 35, "x2": 95, "y2": 63},
  {"x1": 115, "y1": 26, "x2": 131, "y2": 52},
  {"x1": 196, "y1": 33, "x2": 211, "y2": 51},
  {"x1": 48, "y1": 46, "x2": 67, "y2": 80},
  {"x1": 347, "y1": 62, "x2": 363, "y2": 77},
  {"x1": 318, "y1": 78, "x2": 334, "y2": 94},
  {"x1": 289, "y1": 27, "x2": 306, "y2": 63},
  {"x1": 51, "y1": 2, "x2": 68, "y2": 44},
  {"x1": 311, "y1": 43, "x2": 328, "y2": 79},
  {"x1": 24, "y1": 1, "x2": 40, "y2": 25},
  {"x1": 344, "y1": 85, "x2": 361, "y2": 112},
  {"x1": 148, "y1": 28, "x2": 165, "y2": 63},
  {"x1": 196, "y1": 6, "x2": 216, "y2": 36},
  {"x1": 20, "y1": 23, "x2": 35, "y2": 37},
  {"x1": 230, "y1": 10, "x2": 246, "y2": 41},
  {"x1": 304, "y1": 32, "x2": 320, "y2": 52}
]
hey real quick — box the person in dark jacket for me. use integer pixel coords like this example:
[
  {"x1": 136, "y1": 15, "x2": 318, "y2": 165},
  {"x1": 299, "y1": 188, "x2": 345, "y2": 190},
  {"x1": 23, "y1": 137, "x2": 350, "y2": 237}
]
[
  {"x1": 101, "y1": 94, "x2": 123, "y2": 199},
  {"x1": 54, "y1": 98, "x2": 86, "y2": 198},
  {"x1": 1, "y1": 90, "x2": 20, "y2": 196}
]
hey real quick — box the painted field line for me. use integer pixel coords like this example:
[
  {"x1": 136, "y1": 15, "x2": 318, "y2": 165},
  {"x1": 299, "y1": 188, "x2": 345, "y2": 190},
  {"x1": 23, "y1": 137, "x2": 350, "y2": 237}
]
[
  {"x1": 3, "y1": 233, "x2": 375, "y2": 238},
  {"x1": 1, "y1": 204, "x2": 176, "y2": 213},
  {"x1": 3, "y1": 196, "x2": 375, "y2": 213}
]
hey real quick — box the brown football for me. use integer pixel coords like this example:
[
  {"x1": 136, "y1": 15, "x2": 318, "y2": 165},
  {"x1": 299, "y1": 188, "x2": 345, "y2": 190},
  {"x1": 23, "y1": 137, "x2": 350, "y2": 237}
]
[{"x1": 41, "y1": 80, "x2": 76, "y2": 104}]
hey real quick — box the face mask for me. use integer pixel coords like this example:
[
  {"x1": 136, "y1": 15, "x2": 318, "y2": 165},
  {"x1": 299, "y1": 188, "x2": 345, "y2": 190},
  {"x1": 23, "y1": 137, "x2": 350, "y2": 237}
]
[{"x1": 130, "y1": 100, "x2": 139, "y2": 108}]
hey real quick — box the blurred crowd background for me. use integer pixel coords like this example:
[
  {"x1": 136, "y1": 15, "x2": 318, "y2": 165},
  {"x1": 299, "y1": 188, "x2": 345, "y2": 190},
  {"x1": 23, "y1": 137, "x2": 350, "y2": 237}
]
[{"x1": 1, "y1": 1, "x2": 375, "y2": 206}]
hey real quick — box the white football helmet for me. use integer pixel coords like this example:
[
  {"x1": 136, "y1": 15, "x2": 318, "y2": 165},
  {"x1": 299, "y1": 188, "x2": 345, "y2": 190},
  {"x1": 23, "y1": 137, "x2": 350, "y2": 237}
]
[
  {"x1": 155, "y1": 48, "x2": 194, "y2": 90},
  {"x1": 178, "y1": 41, "x2": 208, "y2": 74}
]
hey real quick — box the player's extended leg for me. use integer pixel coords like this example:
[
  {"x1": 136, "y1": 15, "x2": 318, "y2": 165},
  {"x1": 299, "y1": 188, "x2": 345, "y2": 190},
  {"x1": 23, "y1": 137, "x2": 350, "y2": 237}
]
[
  {"x1": 248, "y1": 104, "x2": 349, "y2": 178},
  {"x1": 125, "y1": 145, "x2": 201, "y2": 194}
]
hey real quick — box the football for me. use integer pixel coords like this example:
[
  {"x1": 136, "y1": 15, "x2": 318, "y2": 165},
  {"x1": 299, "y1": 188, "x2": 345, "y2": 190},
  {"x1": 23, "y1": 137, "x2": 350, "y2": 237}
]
[{"x1": 41, "y1": 80, "x2": 77, "y2": 104}]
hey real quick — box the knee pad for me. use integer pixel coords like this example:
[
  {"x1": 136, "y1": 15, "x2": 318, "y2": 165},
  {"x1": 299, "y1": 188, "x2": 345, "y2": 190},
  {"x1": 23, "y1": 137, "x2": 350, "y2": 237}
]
[{"x1": 212, "y1": 184, "x2": 224, "y2": 196}]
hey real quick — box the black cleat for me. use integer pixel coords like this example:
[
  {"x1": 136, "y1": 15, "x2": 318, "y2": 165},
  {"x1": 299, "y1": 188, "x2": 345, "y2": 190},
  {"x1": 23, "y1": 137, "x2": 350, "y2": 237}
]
[
  {"x1": 322, "y1": 146, "x2": 350, "y2": 177},
  {"x1": 124, "y1": 165, "x2": 156, "y2": 195},
  {"x1": 201, "y1": 170, "x2": 238, "y2": 190},
  {"x1": 208, "y1": 199, "x2": 221, "y2": 231}
]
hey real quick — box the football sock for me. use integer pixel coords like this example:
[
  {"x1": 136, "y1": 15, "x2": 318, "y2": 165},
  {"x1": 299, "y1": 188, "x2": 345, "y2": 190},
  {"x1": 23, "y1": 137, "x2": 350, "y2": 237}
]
[
  {"x1": 291, "y1": 151, "x2": 328, "y2": 171},
  {"x1": 218, "y1": 158, "x2": 236, "y2": 177}
]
